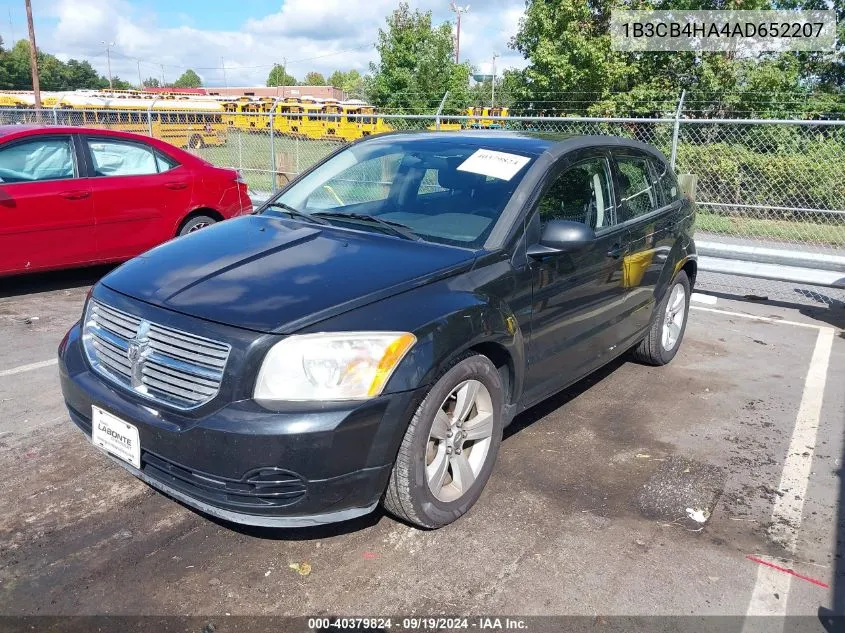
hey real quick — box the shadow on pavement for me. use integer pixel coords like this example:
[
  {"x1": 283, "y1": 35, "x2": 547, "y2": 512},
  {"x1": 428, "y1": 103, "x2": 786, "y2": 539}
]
[
  {"x1": 0, "y1": 265, "x2": 116, "y2": 299},
  {"x1": 703, "y1": 290, "x2": 845, "y2": 331}
]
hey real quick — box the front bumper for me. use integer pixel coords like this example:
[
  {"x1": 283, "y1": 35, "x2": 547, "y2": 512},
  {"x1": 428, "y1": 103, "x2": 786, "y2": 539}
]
[{"x1": 59, "y1": 321, "x2": 422, "y2": 528}]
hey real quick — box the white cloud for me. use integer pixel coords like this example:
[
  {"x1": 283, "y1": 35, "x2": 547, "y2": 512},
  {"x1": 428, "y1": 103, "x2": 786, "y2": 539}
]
[{"x1": 9, "y1": 0, "x2": 527, "y2": 92}]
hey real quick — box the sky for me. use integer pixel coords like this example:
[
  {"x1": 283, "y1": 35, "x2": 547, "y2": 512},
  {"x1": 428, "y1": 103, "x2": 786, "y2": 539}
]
[{"x1": 0, "y1": 0, "x2": 528, "y2": 87}]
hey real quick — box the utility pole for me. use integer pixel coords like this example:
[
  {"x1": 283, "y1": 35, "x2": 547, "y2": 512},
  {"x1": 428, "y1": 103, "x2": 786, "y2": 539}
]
[
  {"x1": 137, "y1": 60, "x2": 142, "y2": 89},
  {"x1": 449, "y1": 3, "x2": 470, "y2": 64},
  {"x1": 491, "y1": 52, "x2": 499, "y2": 107},
  {"x1": 160, "y1": 64, "x2": 166, "y2": 87},
  {"x1": 102, "y1": 41, "x2": 114, "y2": 90},
  {"x1": 221, "y1": 57, "x2": 228, "y2": 88},
  {"x1": 24, "y1": 0, "x2": 41, "y2": 118}
]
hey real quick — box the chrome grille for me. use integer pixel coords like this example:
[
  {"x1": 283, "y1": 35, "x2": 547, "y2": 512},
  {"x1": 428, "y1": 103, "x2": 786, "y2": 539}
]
[{"x1": 82, "y1": 300, "x2": 230, "y2": 410}]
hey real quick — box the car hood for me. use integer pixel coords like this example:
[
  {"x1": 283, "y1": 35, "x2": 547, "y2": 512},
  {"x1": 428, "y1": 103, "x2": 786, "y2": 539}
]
[{"x1": 101, "y1": 215, "x2": 476, "y2": 333}]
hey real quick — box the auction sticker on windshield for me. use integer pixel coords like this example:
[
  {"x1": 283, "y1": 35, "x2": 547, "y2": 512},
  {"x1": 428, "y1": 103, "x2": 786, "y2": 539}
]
[
  {"x1": 457, "y1": 149, "x2": 531, "y2": 181},
  {"x1": 92, "y1": 405, "x2": 141, "y2": 469}
]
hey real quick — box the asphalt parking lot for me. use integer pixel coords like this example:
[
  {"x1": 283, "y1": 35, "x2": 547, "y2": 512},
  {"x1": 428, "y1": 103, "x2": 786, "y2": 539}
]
[{"x1": 0, "y1": 268, "x2": 844, "y2": 624}]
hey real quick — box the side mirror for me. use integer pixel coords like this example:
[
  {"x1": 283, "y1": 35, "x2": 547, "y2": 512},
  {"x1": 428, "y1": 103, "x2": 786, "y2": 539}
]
[{"x1": 526, "y1": 220, "x2": 596, "y2": 258}]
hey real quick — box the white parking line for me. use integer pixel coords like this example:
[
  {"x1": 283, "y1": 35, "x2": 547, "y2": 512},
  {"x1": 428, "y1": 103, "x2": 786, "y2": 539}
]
[
  {"x1": 690, "y1": 292, "x2": 718, "y2": 305},
  {"x1": 742, "y1": 325, "x2": 835, "y2": 630},
  {"x1": 691, "y1": 305, "x2": 832, "y2": 330},
  {"x1": 0, "y1": 358, "x2": 58, "y2": 378}
]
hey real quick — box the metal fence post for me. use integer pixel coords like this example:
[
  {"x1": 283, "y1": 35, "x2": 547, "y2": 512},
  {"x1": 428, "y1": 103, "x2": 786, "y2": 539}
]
[
  {"x1": 670, "y1": 89, "x2": 686, "y2": 170},
  {"x1": 51, "y1": 102, "x2": 58, "y2": 125},
  {"x1": 146, "y1": 98, "x2": 159, "y2": 137},
  {"x1": 435, "y1": 91, "x2": 449, "y2": 131},
  {"x1": 269, "y1": 109, "x2": 277, "y2": 193}
]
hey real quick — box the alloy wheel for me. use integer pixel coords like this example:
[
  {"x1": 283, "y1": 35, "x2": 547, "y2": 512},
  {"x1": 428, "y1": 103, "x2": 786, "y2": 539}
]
[
  {"x1": 425, "y1": 379, "x2": 495, "y2": 502},
  {"x1": 662, "y1": 283, "x2": 687, "y2": 351}
]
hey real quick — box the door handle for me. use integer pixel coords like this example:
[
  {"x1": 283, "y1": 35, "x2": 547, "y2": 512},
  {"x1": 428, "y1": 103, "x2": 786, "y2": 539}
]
[
  {"x1": 607, "y1": 243, "x2": 624, "y2": 259},
  {"x1": 164, "y1": 181, "x2": 188, "y2": 190},
  {"x1": 59, "y1": 190, "x2": 90, "y2": 200}
]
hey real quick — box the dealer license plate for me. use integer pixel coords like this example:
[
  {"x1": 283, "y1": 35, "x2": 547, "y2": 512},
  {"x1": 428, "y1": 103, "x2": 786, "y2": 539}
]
[{"x1": 91, "y1": 405, "x2": 141, "y2": 469}]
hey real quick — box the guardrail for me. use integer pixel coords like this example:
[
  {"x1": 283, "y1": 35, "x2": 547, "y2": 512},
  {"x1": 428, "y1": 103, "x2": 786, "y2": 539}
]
[{"x1": 697, "y1": 241, "x2": 845, "y2": 290}]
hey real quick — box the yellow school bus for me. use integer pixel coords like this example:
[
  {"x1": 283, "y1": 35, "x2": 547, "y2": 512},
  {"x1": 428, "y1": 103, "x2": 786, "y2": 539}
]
[
  {"x1": 240, "y1": 97, "x2": 274, "y2": 132},
  {"x1": 0, "y1": 93, "x2": 31, "y2": 109},
  {"x1": 466, "y1": 106, "x2": 509, "y2": 129},
  {"x1": 337, "y1": 101, "x2": 394, "y2": 140},
  {"x1": 321, "y1": 101, "x2": 344, "y2": 142},
  {"x1": 48, "y1": 92, "x2": 227, "y2": 149},
  {"x1": 296, "y1": 97, "x2": 326, "y2": 140},
  {"x1": 270, "y1": 98, "x2": 305, "y2": 137}
]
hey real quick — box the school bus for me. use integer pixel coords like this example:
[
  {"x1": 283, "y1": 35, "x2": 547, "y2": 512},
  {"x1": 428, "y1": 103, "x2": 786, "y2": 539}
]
[
  {"x1": 339, "y1": 101, "x2": 393, "y2": 139},
  {"x1": 50, "y1": 92, "x2": 227, "y2": 148},
  {"x1": 297, "y1": 97, "x2": 328, "y2": 140},
  {"x1": 321, "y1": 100, "x2": 344, "y2": 142},
  {"x1": 0, "y1": 90, "x2": 227, "y2": 149},
  {"x1": 268, "y1": 97, "x2": 304, "y2": 137},
  {"x1": 466, "y1": 106, "x2": 509, "y2": 129}
]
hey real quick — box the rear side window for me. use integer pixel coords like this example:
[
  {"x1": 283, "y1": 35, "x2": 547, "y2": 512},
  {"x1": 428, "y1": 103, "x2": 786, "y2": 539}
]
[
  {"x1": 615, "y1": 155, "x2": 659, "y2": 221},
  {"x1": 155, "y1": 151, "x2": 179, "y2": 173},
  {"x1": 0, "y1": 137, "x2": 75, "y2": 183},
  {"x1": 87, "y1": 139, "x2": 160, "y2": 177},
  {"x1": 649, "y1": 158, "x2": 680, "y2": 204}
]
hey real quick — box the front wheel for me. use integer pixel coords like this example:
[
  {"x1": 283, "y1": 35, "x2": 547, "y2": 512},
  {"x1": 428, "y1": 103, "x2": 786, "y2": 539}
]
[
  {"x1": 631, "y1": 270, "x2": 691, "y2": 366},
  {"x1": 383, "y1": 353, "x2": 504, "y2": 529}
]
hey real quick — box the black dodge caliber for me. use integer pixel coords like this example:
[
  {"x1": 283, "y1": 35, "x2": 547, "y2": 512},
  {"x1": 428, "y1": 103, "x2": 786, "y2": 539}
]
[{"x1": 59, "y1": 131, "x2": 697, "y2": 529}]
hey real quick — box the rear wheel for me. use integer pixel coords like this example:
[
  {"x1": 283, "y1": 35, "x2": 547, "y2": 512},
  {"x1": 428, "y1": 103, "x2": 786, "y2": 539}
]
[
  {"x1": 383, "y1": 353, "x2": 504, "y2": 529},
  {"x1": 178, "y1": 215, "x2": 216, "y2": 236},
  {"x1": 631, "y1": 271, "x2": 691, "y2": 366},
  {"x1": 188, "y1": 134, "x2": 205, "y2": 150}
]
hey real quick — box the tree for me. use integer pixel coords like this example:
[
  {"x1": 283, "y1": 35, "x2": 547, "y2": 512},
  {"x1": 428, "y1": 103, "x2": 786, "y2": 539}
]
[
  {"x1": 508, "y1": 0, "x2": 632, "y2": 114},
  {"x1": 508, "y1": 0, "x2": 844, "y2": 118},
  {"x1": 172, "y1": 69, "x2": 202, "y2": 88},
  {"x1": 63, "y1": 59, "x2": 101, "y2": 89},
  {"x1": 266, "y1": 64, "x2": 296, "y2": 86},
  {"x1": 328, "y1": 69, "x2": 365, "y2": 96},
  {"x1": 107, "y1": 76, "x2": 133, "y2": 90},
  {"x1": 367, "y1": 3, "x2": 471, "y2": 114},
  {"x1": 142, "y1": 77, "x2": 160, "y2": 88},
  {"x1": 0, "y1": 38, "x2": 128, "y2": 91},
  {"x1": 302, "y1": 71, "x2": 326, "y2": 85}
]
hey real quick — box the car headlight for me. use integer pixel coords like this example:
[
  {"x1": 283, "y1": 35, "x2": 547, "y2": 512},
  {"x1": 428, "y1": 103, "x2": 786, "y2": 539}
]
[{"x1": 254, "y1": 332, "x2": 416, "y2": 401}]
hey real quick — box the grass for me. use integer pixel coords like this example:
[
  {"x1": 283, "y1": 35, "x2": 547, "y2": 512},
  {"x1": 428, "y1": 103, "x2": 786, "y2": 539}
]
[
  {"x1": 696, "y1": 210, "x2": 845, "y2": 246},
  {"x1": 194, "y1": 129, "x2": 342, "y2": 193}
]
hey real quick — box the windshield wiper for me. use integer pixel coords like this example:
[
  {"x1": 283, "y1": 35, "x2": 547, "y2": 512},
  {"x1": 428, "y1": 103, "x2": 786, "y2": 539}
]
[
  {"x1": 264, "y1": 202, "x2": 331, "y2": 226},
  {"x1": 312, "y1": 211, "x2": 420, "y2": 241}
]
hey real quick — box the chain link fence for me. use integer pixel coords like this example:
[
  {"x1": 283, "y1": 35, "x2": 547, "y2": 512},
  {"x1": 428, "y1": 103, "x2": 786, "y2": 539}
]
[{"x1": 1, "y1": 106, "x2": 842, "y2": 306}]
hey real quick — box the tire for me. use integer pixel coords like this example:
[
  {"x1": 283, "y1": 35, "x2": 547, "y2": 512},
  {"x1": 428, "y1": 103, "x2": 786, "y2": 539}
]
[
  {"x1": 188, "y1": 135, "x2": 205, "y2": 150},
  {"x1": 383, "y1": 353, "x2": 504, "y2": 529},
  {"x1": 631, "y1": 270, "x2": 691, "y2": 366},
  {"x1": 178, "y1": 215, "x2": 216, "y2": 236}
]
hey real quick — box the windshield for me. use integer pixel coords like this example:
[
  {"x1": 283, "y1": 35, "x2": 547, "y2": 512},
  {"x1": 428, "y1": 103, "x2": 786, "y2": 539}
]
[{"x1": 262, "y1": 137, "x2": 536, "y2": 248}]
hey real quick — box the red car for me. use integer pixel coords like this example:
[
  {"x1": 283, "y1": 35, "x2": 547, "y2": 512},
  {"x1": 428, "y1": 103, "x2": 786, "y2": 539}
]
[{"x1": 0, "y1": 125, "x2": 250, "y2": 276}]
